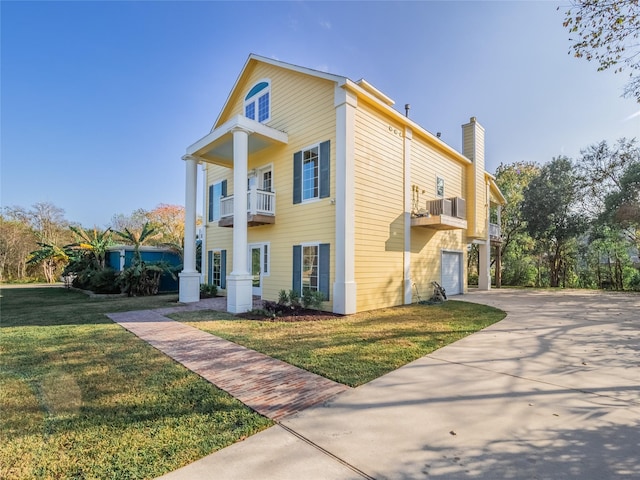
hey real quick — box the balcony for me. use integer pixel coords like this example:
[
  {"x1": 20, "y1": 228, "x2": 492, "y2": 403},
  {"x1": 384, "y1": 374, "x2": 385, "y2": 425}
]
[
  {"x1": 411, "y1": 197, "x2": 467, "y2": 230},
  {"x1": 218, "y1": 189, "x2": 276, "y2": 228},
  {"x1": 489, "y1": 222, "x2": 502, "y2": 243}
]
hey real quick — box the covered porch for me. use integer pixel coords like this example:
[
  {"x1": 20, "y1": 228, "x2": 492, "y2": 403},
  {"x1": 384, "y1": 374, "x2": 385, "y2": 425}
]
[{"x1": 179, "y1": 114, "x2": 288, "y2": 312}]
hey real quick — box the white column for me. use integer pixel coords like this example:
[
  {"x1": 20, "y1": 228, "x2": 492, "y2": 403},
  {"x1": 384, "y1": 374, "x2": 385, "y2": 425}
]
[
  {"x1": 333, "y1": 87, "x2": 357, "y2": 314},
  {"x1": 227, "y1": 127, "x2": 253, "y2": 313},
  {"x1": 179, "y1": 154, "x2": 201, "y2": 302},
  {"x1": 478, "y1": 241, "x2": 491, "y2": 290}
]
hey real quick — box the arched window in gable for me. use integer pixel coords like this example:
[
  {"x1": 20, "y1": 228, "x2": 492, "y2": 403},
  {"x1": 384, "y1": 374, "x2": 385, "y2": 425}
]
[{"x1": 244, "y1": 80, "x2": 270, "y2": 123}]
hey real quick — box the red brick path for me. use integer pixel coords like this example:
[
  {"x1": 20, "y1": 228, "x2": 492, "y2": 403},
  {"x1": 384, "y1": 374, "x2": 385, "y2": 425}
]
[{"x1": 107, "y1": 306, "x2": 350, "y2": 421}]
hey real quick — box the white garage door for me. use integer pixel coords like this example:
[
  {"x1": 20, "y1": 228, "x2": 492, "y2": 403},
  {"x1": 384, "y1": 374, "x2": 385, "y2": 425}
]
[{"x1": 441, "y1": 251, "x2": 462, "y2": 296}]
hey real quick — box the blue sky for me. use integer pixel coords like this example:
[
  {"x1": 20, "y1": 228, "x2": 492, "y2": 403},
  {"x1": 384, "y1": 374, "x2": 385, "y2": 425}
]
[{"x1": 2, "y1": 1, "x2": 638, "y2": 228}]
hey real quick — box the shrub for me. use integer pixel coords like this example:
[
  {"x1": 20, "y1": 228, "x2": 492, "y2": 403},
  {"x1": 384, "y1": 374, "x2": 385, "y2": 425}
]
[
  {"x1": 200, "y1": 284, "x2": 218, "y2": 298},
  {"x1": 302, "y1": 289, "x2": 325, "y2": 309},
  {"x1": 88, "y1": 268, "x2": 120, "y2": 294}
]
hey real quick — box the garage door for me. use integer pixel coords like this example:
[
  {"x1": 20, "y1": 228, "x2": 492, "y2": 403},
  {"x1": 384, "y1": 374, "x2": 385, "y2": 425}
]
[{"x1": 441, "y1": 251, "x2": 462, "y2": 296}]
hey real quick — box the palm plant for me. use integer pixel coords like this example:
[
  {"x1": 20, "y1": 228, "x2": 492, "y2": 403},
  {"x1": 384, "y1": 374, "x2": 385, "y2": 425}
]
[
  {"x1": 113, "y1": 222, "x2": 175, "y2": 296},
  {"x1": 27, "y1": 242, "x2": 71, "y2": 283},
  {"x1": 67, "y1": 226, "x2": 113, "y2": 269},
  {"x1": 114, "y1": 222, "x2": 158, "y2": 261}
]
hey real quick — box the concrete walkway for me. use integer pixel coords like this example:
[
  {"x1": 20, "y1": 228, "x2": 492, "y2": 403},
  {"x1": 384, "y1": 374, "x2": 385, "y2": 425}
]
[{"x1": 146, "y1": 289, "x2": 640, "y2": 480}]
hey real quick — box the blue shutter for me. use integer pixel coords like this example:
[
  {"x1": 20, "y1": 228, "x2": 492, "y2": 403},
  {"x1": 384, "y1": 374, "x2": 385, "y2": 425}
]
[
  {"x1": 293, "y1": 151, "x2": 302, "y2": 204},
  {"x1": 208, "y1": 185, "x2": 214, "y2": 222},
  {"x1": 207, "y1": 251, "x2": 213, "y2": 285},
  {"x1": 221, "y1": 179, "x2": 227, "y2": 197},
  {"x1": 220, "y1": 250, "x2": 227, "y2": 289},
  {"x1": 292, "y1": 245, "x2": 302, "y2": 294},
  {"x1": 319, "y1": 140, "x2": 330, "y2": 199},
  {"x1": 319, "y1": 243, "x2": 330, "y2": 300}
]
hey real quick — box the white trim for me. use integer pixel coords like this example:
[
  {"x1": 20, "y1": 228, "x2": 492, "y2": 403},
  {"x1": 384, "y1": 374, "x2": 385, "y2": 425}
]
[
  {"x1": 201, "y1": 163, "x2": 208, "y2": 284},
  {"x1": 299, "y1": 243, "x2": 321, "y2": 294},
  {"x1": 300, "y1": 142, "x2": 322, "y2": 202},
  {"x1": 188, "y1": 114, "x2": 288, "y2": 158},
  {"x1": 333, "y1": 86, "x2": 357, "y2": 315},
  {"x1": 404, "y1": 127, "x2": 412, "y2": 305},
  {"x1": 243, "y1": 78, "x2": 271, "y2": 123}
]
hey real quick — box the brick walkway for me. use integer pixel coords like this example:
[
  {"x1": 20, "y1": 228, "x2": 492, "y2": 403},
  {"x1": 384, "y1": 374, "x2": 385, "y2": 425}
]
[{"x1": 106, "y1": 300, "x2": 350, "y2": 421}]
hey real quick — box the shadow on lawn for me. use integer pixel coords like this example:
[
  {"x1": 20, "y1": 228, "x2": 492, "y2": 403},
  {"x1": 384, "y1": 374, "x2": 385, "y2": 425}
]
[{"x1": 1, "y1": 287, "x2": 180, "y2": 327}]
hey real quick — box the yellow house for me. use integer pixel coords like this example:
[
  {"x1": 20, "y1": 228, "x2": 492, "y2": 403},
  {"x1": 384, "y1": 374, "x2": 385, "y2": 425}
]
[{"x1": 179, "y1": 54, "x2": 505, "y2": 314}]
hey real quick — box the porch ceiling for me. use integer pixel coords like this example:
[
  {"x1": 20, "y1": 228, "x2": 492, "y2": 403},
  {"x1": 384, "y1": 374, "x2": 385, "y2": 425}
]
[{"x1": 186, "y1": 114, "x2": 288, "y2": 167}]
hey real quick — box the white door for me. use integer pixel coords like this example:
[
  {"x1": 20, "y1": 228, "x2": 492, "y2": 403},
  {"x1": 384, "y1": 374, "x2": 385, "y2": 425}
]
[{"x1": 441, "y1": 251, "x2": 462, "y2": 296}]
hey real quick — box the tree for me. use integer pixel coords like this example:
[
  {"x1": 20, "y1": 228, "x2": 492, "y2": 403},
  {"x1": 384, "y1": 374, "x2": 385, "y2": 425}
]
[
  {"x1": 494, "y1": 161, "x2": 540, "y2": 260},
  {"x1": 114, "y1": 222, "x2": 170, "y2": 296},
  {"x1": 110, "y1": 208, "x2": 149, "y2": 234},
  {"x1": 574, "y1": 138, "x2": 639, "y2": 216},
  {"x1": 604, "y1": 160, "x2": 640, "y2": 247},
  {"x1": 0, "y1": 215, "x2": 38, "y2": 281},
  {"x1": 563, "y1": 0, "x2": 640, "y2": 102},
  {"x1": 3, "y1": 202, "x2": 73, "y2": 282},
  {"x1": 146, "y1": 204, "x2": 185, "y2": 247},
  {"x1": 67, "y1": 226, "x2": 114, "y2": 269},
  {"x1": 522, "y1": 157, "x2": 587, "y2": 287},
  {"x1": 27, "y1": 242, "x2": 70, "y2": 283}
]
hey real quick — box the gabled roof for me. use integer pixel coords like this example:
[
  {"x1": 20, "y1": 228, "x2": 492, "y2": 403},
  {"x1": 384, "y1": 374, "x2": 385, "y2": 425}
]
[{"x1": 212, "y1": 54, "x2": 348, "y2": 131}]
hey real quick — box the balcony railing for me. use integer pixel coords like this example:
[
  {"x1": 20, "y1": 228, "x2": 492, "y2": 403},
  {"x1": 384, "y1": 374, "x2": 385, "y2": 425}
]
[
  {"x1": 219, "y1": 188, "x2": 276, "y2": 227},
  {"x1": 489, "y1": 222, "x2": 501, "y2": 241}
]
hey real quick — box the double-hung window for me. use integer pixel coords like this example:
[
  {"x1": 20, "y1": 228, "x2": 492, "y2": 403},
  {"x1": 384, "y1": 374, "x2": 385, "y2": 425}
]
[
  {"x1": 208, "y1": 180, "x2": 227, "y2": 222},
  {"x1": 293, "y1": 140, "x2": 330, "y2": 204},
  {"x1": 244, "y1": 80, "x2": 270, "y2": 123},
  {"x1": 303, "y1": 147, "x2": 319, "y2": 201},
  {"x1": 207, "y1": 250, "x2": 226, "y2": 288},
  {"x1": 292, "y1": 243, "x2": 330, "y2": 300}
]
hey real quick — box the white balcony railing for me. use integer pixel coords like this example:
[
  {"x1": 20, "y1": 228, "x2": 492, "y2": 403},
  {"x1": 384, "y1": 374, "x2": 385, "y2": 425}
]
[
  {"x1": 220, "y1": 188, "x2": 276, "y2": 219},
  {"x1": 489, "y1": 222, "x2": 501, "y2": 239}
]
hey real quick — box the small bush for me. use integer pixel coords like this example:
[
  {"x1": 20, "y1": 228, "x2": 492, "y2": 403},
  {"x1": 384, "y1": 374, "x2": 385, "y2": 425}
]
[
  {"x1": 302, "y1": 289, "x2": 325, "y2": 309},
  {"x1": 200, "y1": 284, "x2": 218, "y2": 298},
  {"x1": 88, "y1": 268, "x2": 120, "y2": 294}
]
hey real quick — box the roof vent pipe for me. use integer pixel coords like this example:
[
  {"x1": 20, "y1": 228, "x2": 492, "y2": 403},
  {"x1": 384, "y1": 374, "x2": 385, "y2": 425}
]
[
  {"x1": 404, "y1": 104, "x2": 410, "y2": 117},
  {"x1": 436, "y1": 132, "x2": 441, "y2": 138}
]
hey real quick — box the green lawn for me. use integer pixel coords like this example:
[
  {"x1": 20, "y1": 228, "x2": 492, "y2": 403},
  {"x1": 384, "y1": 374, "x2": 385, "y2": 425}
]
[
  {"x1": 0, "y1": 287, "x2": 272, "y2": 480},
  {"x1": 170, "y1": 300, "x2": 506, "y2": 387}
]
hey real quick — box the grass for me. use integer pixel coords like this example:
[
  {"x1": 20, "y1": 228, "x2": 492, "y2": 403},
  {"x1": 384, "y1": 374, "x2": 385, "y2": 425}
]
[
  {"x1": 0, "y1": 287, "x2": 272, "y2": 480},
  {"x1": 170, "y1": 301, "x2": 506, "y2": 387}
]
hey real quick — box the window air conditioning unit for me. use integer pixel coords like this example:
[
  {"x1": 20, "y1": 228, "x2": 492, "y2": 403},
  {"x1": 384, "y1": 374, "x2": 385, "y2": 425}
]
[
  {"x1": 448, "y1": 197, "x2": 466, "y2": 219},
  {"x1": 427, "y1": 198, "x2": 452, "y2": 216}
]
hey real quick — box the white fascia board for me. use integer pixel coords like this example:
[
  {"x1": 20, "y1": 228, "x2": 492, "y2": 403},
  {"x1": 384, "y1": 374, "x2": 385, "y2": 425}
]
[
  {"x1": 342, "y1": 80, "x2": 473, "y2": 167},
  {"x1": 188, "y1": 114, "x2": 288, "y2": 156}
]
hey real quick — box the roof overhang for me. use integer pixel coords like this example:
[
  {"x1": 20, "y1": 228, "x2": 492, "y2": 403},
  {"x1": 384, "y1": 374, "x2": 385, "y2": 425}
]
[{"x1": 186, "y1": 114, "x2": 288, "y2": 166}]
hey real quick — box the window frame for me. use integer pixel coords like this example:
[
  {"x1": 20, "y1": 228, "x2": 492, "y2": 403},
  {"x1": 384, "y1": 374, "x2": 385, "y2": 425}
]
[
  {"x1": 208, "y1": 180, "x2": 227, "y2": 223},
  {"x1": 207, "y1": 249, "x2": 226, "y2": 289},
  {"x1": 244, "y1": 79, "x2": 271, "y2": 123},
  {"x1": 293, "y1": 242, "x2": 330, "y2": 300},
  {"x1": 293, "y1": 140, "x2": 330, "y2": 204},
  {"x1": 436, "y1": 176, "x2": 445, "y2": 198}
]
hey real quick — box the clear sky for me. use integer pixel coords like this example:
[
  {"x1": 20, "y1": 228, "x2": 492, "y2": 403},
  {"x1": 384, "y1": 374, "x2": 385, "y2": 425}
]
[{"x1": 2, "y1": 0, "x2": 638, "y2": 228}]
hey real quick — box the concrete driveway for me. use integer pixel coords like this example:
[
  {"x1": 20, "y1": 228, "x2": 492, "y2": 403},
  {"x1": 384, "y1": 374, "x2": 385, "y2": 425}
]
[{"x1": 160, "y1": 289, "x2": 640, "y2": 480}]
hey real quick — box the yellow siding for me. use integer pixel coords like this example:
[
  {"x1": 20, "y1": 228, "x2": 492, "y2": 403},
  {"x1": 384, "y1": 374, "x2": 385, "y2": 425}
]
[
  {"x1": 206, "y1": 63, "x2": 338, "y2": 307},
  {"x1": 409, "y1": 133, "x2": 467, "y2": 301},
  {"x1": 353, "y1": 103, "x2": 405, "y2": 312}
]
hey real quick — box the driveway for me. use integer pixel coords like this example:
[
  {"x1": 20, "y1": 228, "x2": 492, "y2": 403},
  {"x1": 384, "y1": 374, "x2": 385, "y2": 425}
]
[{"x1": 160, "y1": 289, "x2": 640, "y2": 480}]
